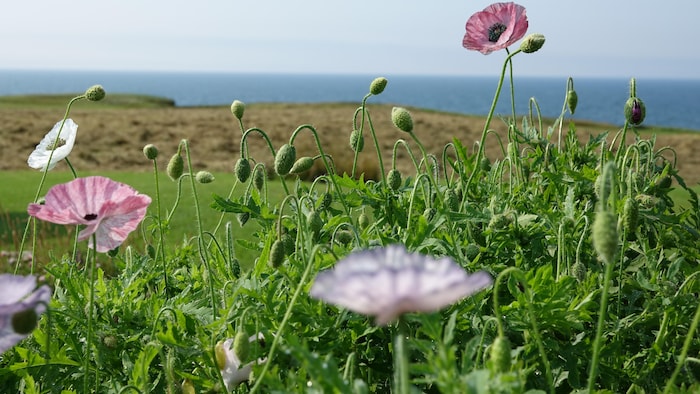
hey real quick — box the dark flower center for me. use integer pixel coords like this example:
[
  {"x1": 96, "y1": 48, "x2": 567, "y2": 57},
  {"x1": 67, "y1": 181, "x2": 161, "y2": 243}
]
[
  {"x1": 84, "y1": 213, "x2": 98, "y2": 221},
  {"x1": 488, "y1": 23, "x2": 507, "y2": 42},
  {"x1": 45, "y1": 138, "x2": 66, "y2": 151}
]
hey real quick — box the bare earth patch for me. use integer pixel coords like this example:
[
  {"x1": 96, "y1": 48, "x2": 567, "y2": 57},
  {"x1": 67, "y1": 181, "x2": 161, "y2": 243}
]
[{"x1": 1, "y1": 103, "x2": 699, "y2": 185}]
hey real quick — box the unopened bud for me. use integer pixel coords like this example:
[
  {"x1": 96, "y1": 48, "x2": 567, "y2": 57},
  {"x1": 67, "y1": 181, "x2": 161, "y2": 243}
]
[
  {"x1": 167, "y1": 153, "x2": 184, "y2": 181},
  {"x1": 253, "y1": 166, "x2": 266, "y2": 191},
  {"x1": 391, "y1": 107, "x2": 413, "y2": 133},
  {"x1": 592, "y1": 210, "x2": 618, "y2": 264},
  {"x1": 490, "y1": 336, "x2": 512, "y2": 373},
  {"x1": 290, "y1": 156, "x2": 314, "y2": 174},
  {"x1": 11, "y1": 309, "x2": 38, "y2": 334},
  {"x1": 566, "y1": 89, "x2": 578, "y2": 115},
  {"x1": 230, "y1": 100, "x2": 245, "y2": 120},
  {"x1": 233, "y1": 331, "x2": 250, "y2": 363},
  {"x1": 624, "y1": 97, "x2": 646, "y2": 125},
  {"x1": 387, "y1": 169, "x2": 402, "y2": 191},
  {"x1": 519, "y1": 33, "x2": 545, "y2": 53},
  {"x1": 269, "y1": 240, "x2": 286, "y2": 268},
  {"x1": 85, "y1": 85, "x2": 106, "y2": 101},
  {"x1": 142, "y1": 144, "x2": 159, "y2": 160},
  {"x1": 235, "y1": 157, "x2": 251, "y2": 183},
  {"x1": 195, "y1": 171, "x2": 215, "y2": 184},
  {"x1": 369, "y1": 77, "x2": 388, "y2": 95},
  {"x1": 274, "y1": 144, "x2": 296, "y2": 176},
  {"x1": 349, "y1": 129, "x2": 364, "y2": 152}
]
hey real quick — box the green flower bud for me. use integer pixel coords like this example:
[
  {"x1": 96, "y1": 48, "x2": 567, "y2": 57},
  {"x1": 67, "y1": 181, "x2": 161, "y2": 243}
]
[
  {"x1": 387, "y1": 169, "x2": 402, "y2": 191},
  {"x1": 480, "y1": 156, "x2": 491, "y2": 172},
  {"x1": 444, "y1": 189, "x2": 460, "y2": 212},
  {"x1": 233, "y1": 331, "x2": 250, "y2": 363},
  {"x1": 572, "y1": 260, "x2": 586, "y2": 283},
  {"x1": 519, "y1": 33, "x2": 545, "y2": 53},
  {"x1": 391, "y1": 107, "x2": 413, "y2": 133},
  {"x1": 566, "y1": 89, "x2": 578, "y2": 115},
  {"x1": 143, "y1": 144, "x2": 159, "y2": 160},
  {"x1": 195, "y1": 171, "x2": 215, "y2": 184},
  {"x1": 358, "y1": 213, "x2": 370, "y2": 230},
  {"x1": 235, "y1": 158, "x2": 251, "y2": 183},
  {"x1": 181, "y1": 379, "x2": 195, "y2": 394},
  {"x1": 307, "y1": 210, "x2": 323, "y2": 234},
  {"x1": 464, "y1": 243, "x2": 480, "y2": 261},
  {"x1": 215, "y1": 341, "x2": 227, "y2": 370},
  {"x1": 624, "y1": 97, "x2": 646, "y2": 125},
  {"x1": 146, "y1": 244, "x2": 156, "y2": 259},
  {"x1": 85, "y1": 85, "x2": 106, "y2": 102},
  {"x1": 592, "y1": 210, "x2": 618, "y2": 265},
  {"x1": 269, "y1": 239, "x2": 285, "y2": 268},
  {"x1": 488, "y1": 213, "x2": 511, "y2": 231},
  {"x1": 253, "y1": 166, "x2": 266, "y2": 191},
  {"x1": 281, "y1": 232, "x2": 295, "y2": 255},
  {"x1": 290, "y1": 156, "x2": 315, "y2": 174},
  {"x1": 230, "y1": 100, "x2": 245, "y2": 120},
  {"x1": 349, "y1": 129, "x2": 364, "y2": 152},
  {"x1": 622, "y1": 198, "x2": 639, "y2": 236},
  {"x1": 369, "y1": 77, "x2": 388, "y2": 95},
  {"x1": 102, "y1": 334, "x2": 118, "y2": 349},
  {"x1": 167, "y1": 153, "x2": 184, "y2": 181},
  {"x1": 11, "y1": 308, "x2": 38, "y2": 334},
  {"x1": 335, "y1": 229, "x2": 354, "y2": 245},
  {"x1": 274, "y1": 144, "x2": 296, "y2": 176},
  {"x1": 490, "y1": 336, "x2": 512, "y2": 373}
]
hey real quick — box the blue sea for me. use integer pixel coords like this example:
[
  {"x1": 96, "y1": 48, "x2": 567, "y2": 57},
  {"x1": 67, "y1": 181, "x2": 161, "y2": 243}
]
[{"x1": 1, "y1": 70, "x2": 699, "y2": 130}]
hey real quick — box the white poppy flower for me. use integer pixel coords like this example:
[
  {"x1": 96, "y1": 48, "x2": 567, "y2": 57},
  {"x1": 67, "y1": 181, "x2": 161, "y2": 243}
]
[
  {"x1": 27, "y1": 119, "x2": 78, "y2": 171},
  {"x1": 310, "y1": 244, "x2": 493, "y2": 326},
  {"x1": 216, "y1": 333, "x2": 266, "y2": 391}
]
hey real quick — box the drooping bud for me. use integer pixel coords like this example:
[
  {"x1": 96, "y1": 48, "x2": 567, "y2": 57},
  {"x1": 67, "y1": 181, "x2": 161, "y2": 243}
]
[
  {"x1": 290, "y1": 156, "x2": 315, "y2": 174},
  {"x1": 464, "y1": 243, "x2": 480, "y2": 261},
  {"x1": 480, "y1": 156, "x2": 491, "y2": 172},
  {"x1": 102, "y1": 334, "x2": 118, "y2": 349},
  {"x1": 519, "y1": 33, "x2": 545, "y2": 53},
  {"x1": 572, "y1": 260, "x2": 586, "y2": 283},
  {"x1": 490, "y1": 336, "x2": 512, "y2": 373},
  {"x1": 307, "y1": 210, "x2": 323, "y2": 234},
  {"x1": 230, "y1": 100, "x2": 245, "y2": 120},
  {"x1": 319, "y1": 192, "x2": 333, "y2": 211},
  {"x1": 235, "y1": 158, "x2": 251, "y2": 183},
  {"x1": 444, "y1": 189, "x2": 460, "y2": 212},
  {"x1": 195, "y1": 171, "x2": 215, "y2": 184},
  {"x1": 143, "y1": 144, "x2": 159, "y2": 160},
  {"x1": 566, "y1": 78, "x2": 578, "y2": 115},
  {"x1": 369, "y1": 77, "x2": 388, "y2": 95},
  {"x1": 358, "y1": 212, "x2": 370, "y2": 230},
  {"x1": 391, "y1": 107, "x2": 413, "y2": 133},
  {"x1": 349, "y1": 129, "x2": 364, "y2": 152},
  {"x1": 624, "y1": 97, "x2": 646, "y2": 125},
  {"x1": 167, "y1": 153, "x2": 184, "y2": 181},
  {"x1": 269, "y1": 240, "x2": 286, "y2": 268},
  {"x1": 253, "y1": 166, "x2": 266, "y2": 191},
  {"x1": 387, "y1": 169, "x2": 402, "y2": 191},
  {"x1": 233, "y1": 331, "x2": 250, "y2": 363},
  {"x1": 622, "y1": 198, "x2": 638, "y2": 238},
  {"x1": 592, "y1": 210, "x2": 618, "y2": 265},
  {"x1": 335, "y1": 230, "x2": 354, "y2": 245},
  {"x1": 11, "y1": 309, "x2": 38, "y2": 334},
  {"x1": 274, "y1": 144, "x2": 296, "y2": 176},
  {"x1": 85, "y1": 85, "x2": 106, "y2": 102}
]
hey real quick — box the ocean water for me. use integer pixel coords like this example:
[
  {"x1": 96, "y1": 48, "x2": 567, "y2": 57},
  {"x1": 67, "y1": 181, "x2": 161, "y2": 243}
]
[{"x1": 1, "y1": 70, "x2": 698, "y2": 130}]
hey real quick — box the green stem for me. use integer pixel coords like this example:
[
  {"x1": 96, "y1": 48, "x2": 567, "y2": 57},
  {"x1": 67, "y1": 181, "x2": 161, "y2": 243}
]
[
  {"x1": 587, "y1": 256, "x2": 616, "y2": 392},
  {"x1": 394, "y1": 320, "x2": 410, "y2": 394},
  {"x1": 151, "y1": 157, "x2": 168, "y2": 290},
  {"x1": 83, "y1": 235, "x2": 97, "y2": 393},
  {"x1": 464, "y1": 49, "x2": 521, "y2": 196},
  {"x1": 663, "y1": 293, "x2": 700, "y2": 393}
]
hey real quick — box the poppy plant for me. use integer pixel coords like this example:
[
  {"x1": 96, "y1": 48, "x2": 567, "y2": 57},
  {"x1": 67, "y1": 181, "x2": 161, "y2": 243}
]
[
  {"x1": 27, "y1": 176, "x2": 152, "y2": 253},
  {"x1": 0, "y1": 274, "x2": 52, "y2": 354},
  {"x1": 310, "y1": 244, "x2": 493, "y2": 326},
  {"x1": 463, "y1": 2, "x2": 528, "y2": 55},
  {"x1": 27, "y1": 119, "x2": 79, "y2": 171}
]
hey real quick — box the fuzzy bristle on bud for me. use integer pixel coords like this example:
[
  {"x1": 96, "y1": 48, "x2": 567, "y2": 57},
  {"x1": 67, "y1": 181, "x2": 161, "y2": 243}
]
[
  {"x1": 519, "y1": 33, "x2": 545, "y2": 53},
  {"x1": 566, "y1": 89, "x2": 578, "y2": 115},
  {"x1": 444, "y1": 189, "x2": 460, "y2": 211},
  {"x1": 369, "y1": 77, "x2": 388, "y2": 95},
  {"x1": 387, "y1": 169, "x2": 402, "y2": 191},
  {"x1": 592, "y1": 210, "x2": 619, "y2": 265},
  {"x1": 230, "y1": 100, "x2": 245, "y2": 120},
  {"x1": 269, "y1": 240, "x2": 286, "y2": 268},
  {"x1": 85, "y1": 85, "x2": 106, "y2": 101},
  {"x1": 235, "y1": 158, "x2": 252, "y2": 183},
  {"x1": 195, "y1": 171, "x2": 215, "y2": 184},
  {"x1": 253, "y1": 166, "x2": 266, "y2": 191},
  {"x1": 274, "y1": 144, "x2": 296, "y2": 176},
  {"x1": 349, "y1": 129, "x2": 364, "y2": 152},
  {"x1": 624, "y1": 97, "x2": 646, "y2": 125},
  {"x1": 142, "y1": 144, "x2": 159, "y2": 160},
  {"x1": 490, "y1": 336, "x2": 512, "y2": 373},
  {"x1": 167, "y1": 153, "x2": 185, "y2": 181},
  {"x1": 391, "y1": 107, "x2": 414, "y2": 133},
  {"x1": 290, "y1": 157, "x2": 315, "y2": 174},
  {"x1": 307, "y1": 210, "x2": 323, "y2": 234},
  {"x1": 358, "y1": 213, "x2": 370, "y2": 230},
  {"x1": 233, "y1": 331, "x2": 250, "y2": 363}
]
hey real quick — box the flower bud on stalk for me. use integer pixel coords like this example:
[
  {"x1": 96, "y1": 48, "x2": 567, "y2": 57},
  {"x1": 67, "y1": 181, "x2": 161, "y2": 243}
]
[
  {"x1": 624, "y1": 97, "x2": 646, "y2": 125},
  {"x1": 235, "y1": 157, "x2": 251, "y2": 183},
  {"x1": 490, "y1": 336, "x2": 512, "y2": 373},
  {"x1": 519, "y1": 33, "x2": 545, "y2": 53},
  {"x1": 269, "y1": 239, "x2": 286, "y2": 268},
  {"x1": 349, "y1": 129, "x2": 364, "y2": 152},
  {"x1": 143, "y1": 144, "x2": 159, "y2": 160},
  {"x1": 369, "y1": 77, "x2": 388, "y2": 95},
  {"x1": 274, "y1": 144, "x2": 296, "y2": 176},
  {"x1": 391, "y1": 107, "x2": 414, "y2": 133},
  {"x1": 387, "y1": 169, "x2": 402, "y2": 191},
  {"x1": 230, "y1": 100, "x2": 245, "y2": 120},
  {"x1": 592, "y1": 210, "x2": 618, "y2": 265},
  {"x1": 195, "y1": 171, "x2": 215, "y2": 184},
  {"x1": 233, "y1": 331, "x2": 250, "y2": 363},
  {"x1": 253, "y1": 166, "x2": 266, "y2": 191},
  {"x1": 290, "y1": 156, "x2": 314, "y2": 174},
  {"x1": 167, "y1": 153, "x2": 184, "y2": 181},
  {"x1": 85, "y1": 85, "x2": 106, "y2": 101}
]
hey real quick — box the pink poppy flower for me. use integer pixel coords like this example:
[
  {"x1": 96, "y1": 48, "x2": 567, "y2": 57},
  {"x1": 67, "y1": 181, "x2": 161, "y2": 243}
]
[
  {"x1": 0, "y1": 274, "x2": 52, "y2": 354},
  {"x1": 28, "y1": 176, "x2": 152, "y2": 253},
  {"x1": 463, "y1": 2, "x2": 528, "y2": 55}
]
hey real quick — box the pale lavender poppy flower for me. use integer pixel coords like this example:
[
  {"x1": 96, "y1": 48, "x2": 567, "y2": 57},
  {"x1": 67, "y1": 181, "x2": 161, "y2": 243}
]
[
  {"x1": 0, "y1": 274, "x2": 52, "y2": 353},
  {"x1": 310, "y1": 245, "x2": 493, "y2": 325}
]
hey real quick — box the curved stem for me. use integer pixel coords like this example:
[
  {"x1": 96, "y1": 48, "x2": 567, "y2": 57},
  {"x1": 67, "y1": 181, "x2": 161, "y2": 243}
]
[{"x1": 587, "y1": 254, "x2": 616, "y2": 392}]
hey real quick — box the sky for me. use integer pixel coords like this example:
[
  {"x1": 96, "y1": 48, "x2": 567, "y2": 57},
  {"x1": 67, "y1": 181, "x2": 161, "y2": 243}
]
[{"x1": 2, "y1": 1, "x2": 698, "y2": 79}]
